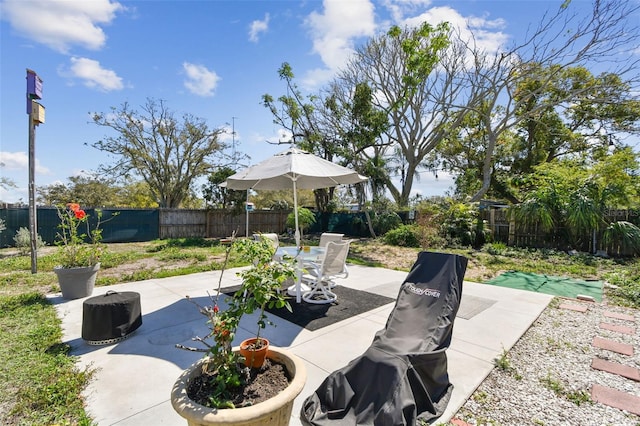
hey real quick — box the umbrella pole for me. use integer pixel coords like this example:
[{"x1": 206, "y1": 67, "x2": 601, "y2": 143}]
[
  {"x1": 293, "y1": 179, "x2": 303, "y2": 303},
  {"x1": 245, "y1": 189, "x2": 250, "y2": 238}
]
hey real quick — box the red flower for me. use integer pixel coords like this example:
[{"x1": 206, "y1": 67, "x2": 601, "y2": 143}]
[
  {"x1": 74, "y1": 210, "x2": 86, "y2": 219},
  {"x1": 213, "y1": 305, "x2": 219, "y2": 313}
]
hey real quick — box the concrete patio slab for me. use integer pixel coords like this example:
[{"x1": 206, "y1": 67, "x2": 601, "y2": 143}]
[{"x1": 50, "y1": 263, "x2": 553, "y2": 425}]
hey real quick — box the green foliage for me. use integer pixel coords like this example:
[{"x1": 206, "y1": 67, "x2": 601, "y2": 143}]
[
  {"x1": 384, "y1": 224, "x2": 421, "y2": 247},
  {"x1": 55, "y1": 204, "x2": 108, "y2": 268},
  {"x1": 603, "y1": 221, "x2": 640, "y2": 256},
  {"x1": 372, "y1": 211, "x2": 402, "y2": 235},
  {"x1": 440, "y1": 202, "x2": 488, "y2": 248},
  {"x1": 286, "y1": 207, "x2": 316, "y2": 233},
  {"x1": 177, "y1": 237, "x2": 296, "y2": 409},
  {"x1": 202, "y1": 166, "x2": 246, "y2": 213},
  {"x1": 91, "y1": 98, "x2": 226, "y2": 208},
  {"x1": 539, "y1": 372, "x2": 590, "y2": 405},
  {"x1": 485, "y1": 242, "x2": 507, "y2": 255},
  {"x1": 605, "y1": 260, "x2": 640, "y2": 308},
  {"x1": 493, "y1": 348, "x2": 514, "y2": 372},
  {"x1": 14, "y1": 227, "x2": 46, "y2": 255}
]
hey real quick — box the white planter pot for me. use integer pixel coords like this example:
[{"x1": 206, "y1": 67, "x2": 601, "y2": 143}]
[
  {"x1": 54, "y1": 263, "x2": 100, "y2": 299},
  {"x1": 171, "y1": 346, "x2": 307, "y2": 426}
]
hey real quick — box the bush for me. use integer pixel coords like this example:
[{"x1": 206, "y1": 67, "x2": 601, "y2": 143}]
[
  {"x1": 13, "y1": 227, "x2": 46, "y2": 256},
  {"x1": 383, "y1": 224, "x2": 421, "y2": 247},
  {"x1": 485, "y1": 242, "x2": 507, "y2": 255},
  {"x1": 603, "y1": 221, "x2": 640, "y2": 256},
  {"x1": 286, "y1": 207, "x2": 316, "y2": 234},
  {"x1": 440, "y1": 202, "x2": 489, "y2": 248},
  {"x1": 372, "y1": 211, "x2": 402, "y2": 235}
]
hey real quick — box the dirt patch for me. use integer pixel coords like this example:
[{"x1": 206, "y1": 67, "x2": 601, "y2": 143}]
[
  {"x1": 349, "y1": 240, "x2": 496, "y2": 283},
  {"x1": 187, "y1": 359, "x2": 290, "y2": 408}
]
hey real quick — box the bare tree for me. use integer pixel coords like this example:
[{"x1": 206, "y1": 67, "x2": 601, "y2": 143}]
[
  {"x1": 91, "y1": 98, "x2": 226, "y2": 208},
  {"x1": 337, "y1": 22, "x2": 474, "y2": 207},
  {"x1": 465, "y1": 0, "x2": 640, "y2": 201}
]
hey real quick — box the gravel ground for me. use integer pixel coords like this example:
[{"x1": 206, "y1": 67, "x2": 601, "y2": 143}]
[{"x1": 453, "y1": 297, "x2": 640, "y2": 426}]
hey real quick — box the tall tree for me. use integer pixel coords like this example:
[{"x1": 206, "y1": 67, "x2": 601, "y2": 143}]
[
  {"x1": 463, "y1": 0, "x2": 639, "y2": 201},
  {"x1": 337, "y1": 21, "x2": 472, "y2": 207},
  {"x1": 201, "y1": 166, "x2": 247, "y2": 212},
  {"x1": 91, "y1": 98, "x2": 226, "y2": 208},
  {"x1": 262, "y1": 63, "x2": 342, "y2": 212},
  {"x1": 440, "y1": 66, "x2": 640, "y2": 202}
]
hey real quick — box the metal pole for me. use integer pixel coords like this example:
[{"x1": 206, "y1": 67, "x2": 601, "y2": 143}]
[
  {"x1": 246, "y1": 190, "x2": 249, "y2": 238},
  {"x1": 28, "y1": 100, "x2": 37, "y2": 273}
]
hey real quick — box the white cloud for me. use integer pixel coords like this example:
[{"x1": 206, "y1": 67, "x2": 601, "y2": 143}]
[
  {"x1": 64, "y1": 57, "x2": 124, "y2": 91},
  {"x1": 303, "y1": 0, "x2": 376, "y2": 87},
  {"x1": 182, "y1": 62, "x2": 220, "y2": 97},
  {"x1": 249, "y1": 13, "x2": 270, "y2": 42},
  {"x1": 397, "y1": 5, "x2": 508, "y2": 56},
  {"x1": 0, "y1": 0, "x2": 124, "y2": 53},
  {"x1": 0, "y1": 151, "x2": 50, "y2": 174}
]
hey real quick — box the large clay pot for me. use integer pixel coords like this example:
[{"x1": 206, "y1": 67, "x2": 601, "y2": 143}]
[
  {"x1": 54, "y1": 263, "x2": 100, "y2": 299},
  {"x1": 239, "y1": 337, "x2": 269, "y2": 368},
  {"x1": 171, "y1": 346, "x2": 307, "y2": 426}
]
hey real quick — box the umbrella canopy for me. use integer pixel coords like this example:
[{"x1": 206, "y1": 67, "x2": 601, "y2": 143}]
[{"x1": 223, "y1": 148, "x2": 367, "y2": 245}]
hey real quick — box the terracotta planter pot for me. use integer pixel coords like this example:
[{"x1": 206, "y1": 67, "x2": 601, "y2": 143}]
[
  {"x1": 171, "y1": 346, "x2": 307, "y2": 426},
  {"x1": 239, "y1": 338, "x2": 269, "y2": 368},
  {"x1": 54, "y1": 263, "x2": 100, "y2": 299}
]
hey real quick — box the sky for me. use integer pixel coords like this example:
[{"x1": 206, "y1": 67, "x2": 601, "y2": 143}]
[{"x1": 0, "y1": 0, "x2": 636, "y2": 205}]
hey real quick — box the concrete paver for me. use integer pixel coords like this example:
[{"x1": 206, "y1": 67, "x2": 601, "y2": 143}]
[
  {"x1": 50, "y1": 264, "x2": 553, "y2": 425},
  {"x1": 591, "y1": 358, "x2": 640, "y2": 382},
  {"x1": 591, "y1": 384, "x2": 640, "y2": 416},
  {"x1": 593, "y1": 336, "x2": 634, "y2": 356}
]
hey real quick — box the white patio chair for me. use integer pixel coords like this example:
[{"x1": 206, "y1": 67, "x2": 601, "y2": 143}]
[
  {"x1": 319, "y1": 232, "x2": 344, "y2": 247},
  {"x1": 302, "y1": 240, "x2": 351, "y2": 304},
  {"x1": 253, "y1": 233, "x2": 280, "y2": 250}
]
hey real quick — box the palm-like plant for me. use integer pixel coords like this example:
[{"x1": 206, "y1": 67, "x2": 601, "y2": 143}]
[{"x1": 603, "y1": 221, "x2": 640, "y2": 256}]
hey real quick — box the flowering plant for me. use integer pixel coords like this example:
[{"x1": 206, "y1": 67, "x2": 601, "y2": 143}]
[
  {"x1": 55, "y1": 203, "x2": 107, "y2": 268},
  {"x1": 177, "y1": 235, "x2": 296, "y2": 409}
]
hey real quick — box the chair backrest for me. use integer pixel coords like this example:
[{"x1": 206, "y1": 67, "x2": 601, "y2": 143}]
[
  {"x1": 319, "y1": 232, "x2": 344, "y2": 247},
  {"x1": 321, "y1": 240, "x2": 350, "y2": 276},
  {"x1": 254, "y1": 233, "x2": 279, "y2": 249}
]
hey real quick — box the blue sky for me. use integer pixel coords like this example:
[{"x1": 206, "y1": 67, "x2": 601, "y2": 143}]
[{"x1": 0, "y1": 0, "x2": 628, "y2": 204}]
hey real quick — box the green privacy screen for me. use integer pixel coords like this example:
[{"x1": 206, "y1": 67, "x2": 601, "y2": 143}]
[{"x1": 0, "y1": 207, "x2": 159, "y2": 247}]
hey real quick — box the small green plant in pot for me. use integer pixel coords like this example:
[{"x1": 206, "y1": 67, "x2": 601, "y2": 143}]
[{"x1": 176, "y1": 236, "x2": 297, "y2": 410}]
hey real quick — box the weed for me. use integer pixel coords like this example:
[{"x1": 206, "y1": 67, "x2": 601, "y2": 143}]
[
  {"x1": 566, "y1": 389, "x2": 591, "y2": 406},
  {"x1": 494, "y1": 347, "x2": 513, "y2": 372},
  {"x1": 472, "y1": 390, "x2": 489, "y2": 404},
  {"x1": 540, "y1": 372, "x2": 564, "y2": 395}
]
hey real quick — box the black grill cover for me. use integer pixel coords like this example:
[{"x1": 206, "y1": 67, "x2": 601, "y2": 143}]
[
  {"x1": 82, "y1": 291, "x2": 142, "y2": 342},
  {"x1": 301, "y1": 251, "x2": 467, "y2": 425}
]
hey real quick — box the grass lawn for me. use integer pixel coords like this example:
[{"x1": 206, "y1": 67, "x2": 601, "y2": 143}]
[{"x1": 1, "y1": 237, "x2": 638, "y2": 424}]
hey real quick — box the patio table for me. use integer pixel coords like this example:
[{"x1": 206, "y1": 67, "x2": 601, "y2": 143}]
[{"x1": 275, "y1": 246, "x2": 326, "y2": 303}]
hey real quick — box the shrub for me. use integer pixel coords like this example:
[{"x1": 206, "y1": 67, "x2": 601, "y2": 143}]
[
  {"x1": 603, "y1": 221, "x2": 640, "y2": 256},
  {"x1": 440, "y1": 202, "x2": 489, "y2": 248},
  {"x1": 372, "y1": 211, "x2": 402, "y2": 235},
  {"x1": 485, "y1": 242, "x2": 507, "y2": 255},
  {"x1": 13, "y1": 227, "x2": 46, "y2": 255},
  {"x1": 383, "y1": 224, "x2": 421, "y2": 247},
  {"x1": 286, "y1": 207, "x2": 316, "y2": 234}
]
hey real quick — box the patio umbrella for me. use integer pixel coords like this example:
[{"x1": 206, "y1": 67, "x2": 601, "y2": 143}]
[{"x1": 222, "y1": 147, "x2": 367, "y2": 247}]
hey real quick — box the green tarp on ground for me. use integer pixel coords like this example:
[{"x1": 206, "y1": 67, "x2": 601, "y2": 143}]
[{"x1": 485, "y1": 271, "x2": 603, "y2": 302}]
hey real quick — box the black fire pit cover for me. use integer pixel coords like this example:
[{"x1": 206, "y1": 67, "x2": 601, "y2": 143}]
[{"x1": 82, "y1": 291, "x2": 142, "y2": 345}]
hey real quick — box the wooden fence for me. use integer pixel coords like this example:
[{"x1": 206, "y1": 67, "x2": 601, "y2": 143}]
[
  {"x1": 158, "y1": 209, "x2": 291, "y2": 239},
  {"x1": 483, "y1": 207, "x2": 640, "y2": 254}
]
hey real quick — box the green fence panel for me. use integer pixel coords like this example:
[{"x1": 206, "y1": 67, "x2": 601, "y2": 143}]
[
  {"x1": 0, "y1": 208, "x2": 159, "y2": 247},
  {"x1": 310, "y1": 212, "x2": 370, "y2": 237}
]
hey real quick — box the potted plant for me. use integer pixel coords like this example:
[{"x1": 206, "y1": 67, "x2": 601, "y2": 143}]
[
  {"x1": 172, "y1": 236, "x2": 307, "y2": 425},
  {"x1": 53, "y1": 203, "x2": 108, "y2": 299}
]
